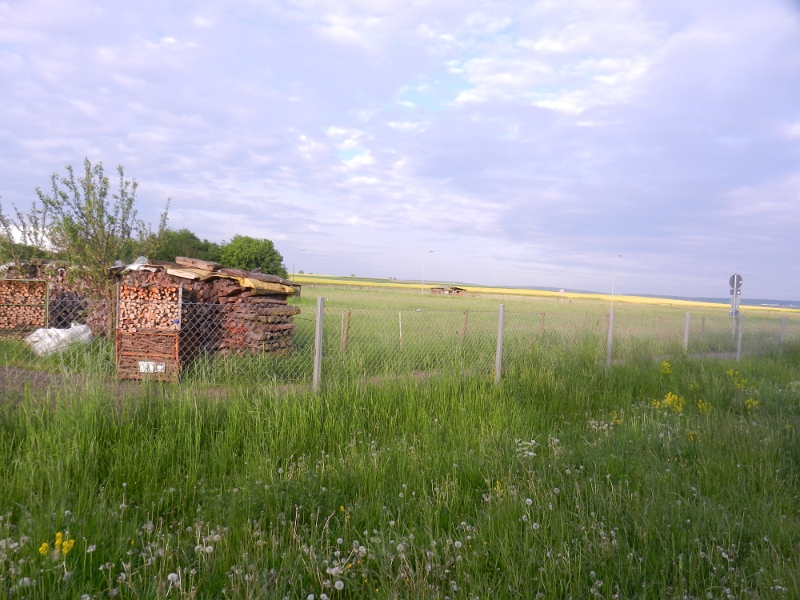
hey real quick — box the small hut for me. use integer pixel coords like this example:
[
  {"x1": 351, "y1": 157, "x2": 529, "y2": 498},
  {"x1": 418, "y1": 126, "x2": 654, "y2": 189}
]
[{"x1": 430, "y1": 286, "x2": 467, "y2": 296}]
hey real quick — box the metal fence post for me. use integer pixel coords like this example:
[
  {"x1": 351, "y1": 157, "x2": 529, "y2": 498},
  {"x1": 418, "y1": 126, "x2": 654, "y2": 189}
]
[
  {"x1": 736, "y1": 313, "x2": 744, "y2": 362},
  {"x1": 313, "y1": 297, "x2": 324, "y2": 392},
  {"x1": 605, "y1": 308, "x2": 615, "y2": 370},
  {"x1": 683, "y1": 312, "x2": 690, "y2": 352},
  {"x1": 780, "y1": 315, "x2": 786, "y2": 352},
  {"x1": 494, "y1": 304, "x2": 505, "y2": 384}
]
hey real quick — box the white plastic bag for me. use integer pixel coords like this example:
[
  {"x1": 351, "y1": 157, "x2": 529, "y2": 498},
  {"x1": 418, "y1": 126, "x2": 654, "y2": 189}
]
[{"x1": 25, "y1": 324, "x2": 93, "y2": 356}]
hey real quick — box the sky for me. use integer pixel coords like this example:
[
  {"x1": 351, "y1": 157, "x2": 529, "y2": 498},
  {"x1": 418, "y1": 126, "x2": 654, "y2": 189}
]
[{"x1": 1, "y1": 0, "x2": 799, "y2": 299}]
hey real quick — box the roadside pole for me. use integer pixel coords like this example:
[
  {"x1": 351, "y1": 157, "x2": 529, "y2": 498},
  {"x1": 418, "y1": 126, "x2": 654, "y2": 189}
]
[
  {"x1": 495, "y1": 304, "x2": 505, "y2": 385},
  {"x1": 313, "y1": 297, "x2": 324, "y2": 392}
]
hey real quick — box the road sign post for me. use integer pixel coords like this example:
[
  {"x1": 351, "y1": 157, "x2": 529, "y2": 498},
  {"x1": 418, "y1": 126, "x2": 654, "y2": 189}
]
[{"x1": 729, "y1": 273, "x2": 742, "y2": 338}]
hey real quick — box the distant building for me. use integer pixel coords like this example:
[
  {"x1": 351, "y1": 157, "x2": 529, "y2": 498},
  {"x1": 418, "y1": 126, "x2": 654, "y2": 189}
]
[{"x1": 430, "y1": 286, "x2": 466, "y2": 296}]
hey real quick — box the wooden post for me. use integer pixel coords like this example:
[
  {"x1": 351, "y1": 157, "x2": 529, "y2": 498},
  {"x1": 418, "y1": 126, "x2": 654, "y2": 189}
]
[
  {"x1": 340, "y1": 310, "x2": 351, "y2": 352},
  {"x1": 683, "y1": 312, "x2": 690, "y2": 352},
  {"x1": 313, "y1": 297, "x2": 324, "y2": 393},
  {"x1": 736, "y1": 313, "x2": 744, "y2": 363},
  {"x1": 605, "y1": 308, "x2": 615, "y2": 370},
  {"x1": 399, "y1": 311, "x2": 403, "y2": 348},
  {"x1": 494, "y1": 304, "x2": 505, "y2": 385},
  {"x1": 539, "y1": 312, "x2": 545, "y2": 335},
  {"x1": 459, "y1": 310, "x2": 469, "y2": 343},
  {"x1": 780, "y1": 315, "x2": 786, "y2": 352}
]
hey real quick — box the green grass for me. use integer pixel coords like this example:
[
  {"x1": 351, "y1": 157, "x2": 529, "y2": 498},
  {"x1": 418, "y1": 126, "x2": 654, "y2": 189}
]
[{"x1": 0, "y1": 345, "x2": 799, "y2": 598}]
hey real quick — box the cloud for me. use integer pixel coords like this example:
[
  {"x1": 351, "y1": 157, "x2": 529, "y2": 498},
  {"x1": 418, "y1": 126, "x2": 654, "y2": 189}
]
[{"x1": 0, "y1": 0, "x2": 799, "y2": 297}]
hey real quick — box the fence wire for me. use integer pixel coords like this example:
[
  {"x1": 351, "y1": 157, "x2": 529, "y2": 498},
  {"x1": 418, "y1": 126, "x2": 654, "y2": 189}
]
[{"x1": 1, "y1": 293, "x2": 800, "y2": 391}]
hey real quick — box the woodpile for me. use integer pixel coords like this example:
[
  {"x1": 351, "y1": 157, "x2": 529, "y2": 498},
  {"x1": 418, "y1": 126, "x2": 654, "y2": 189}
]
[
  {"x1": 2, "y1": 260, "x2": 112, "y2": 336},
  {"x1": 118, "y1": 285, "x2": 181, "y2": 333},
  {"x1": 0, "y1": 280, "x2": 47, "y2": 331},
  {"x1": 114, "y1": 256, "x2": 298, "y2": 379}
]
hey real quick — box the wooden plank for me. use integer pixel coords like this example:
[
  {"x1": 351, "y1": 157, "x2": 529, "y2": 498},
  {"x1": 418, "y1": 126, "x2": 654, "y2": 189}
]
[{"x1": 175, "y1": 256, "x2": 222, "y2": 271}]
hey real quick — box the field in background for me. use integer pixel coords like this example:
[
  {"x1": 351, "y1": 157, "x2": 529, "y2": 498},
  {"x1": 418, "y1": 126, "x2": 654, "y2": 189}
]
[{"x1": 293, "y1": 274, "x2": 799, "y2": 314}]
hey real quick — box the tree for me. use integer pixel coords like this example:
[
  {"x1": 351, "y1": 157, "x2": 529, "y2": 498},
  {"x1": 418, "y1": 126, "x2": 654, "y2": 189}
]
[
  {"x1": 218, "y1": 235, "x2": 287, "y2": 278},
  {"x1": 151, "y1": 228, "x2": 221, "y2": 263},
  {"x1": 0, "y1": 159, "x2": 168, "y2": 297}
]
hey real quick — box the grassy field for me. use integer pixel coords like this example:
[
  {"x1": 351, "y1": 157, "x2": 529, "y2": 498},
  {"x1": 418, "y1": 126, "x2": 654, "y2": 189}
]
[{"x1": 0, "y1": 342, "x2": 799, "y2": 598}]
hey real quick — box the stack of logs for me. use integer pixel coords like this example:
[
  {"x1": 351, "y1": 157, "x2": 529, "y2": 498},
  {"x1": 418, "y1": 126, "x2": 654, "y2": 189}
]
[
  {"x1": 115, "y1": 258, "x2": 298, "y2": 372},
  {"x1": 118, "y1": 284, "x2": 181, "y2": 333},
  {"x1": 0, "y1": 280, "x2": 47, "y2": 331},
  {"x1": 212, "y1": 278, "x2": 299, "y2": 354}
]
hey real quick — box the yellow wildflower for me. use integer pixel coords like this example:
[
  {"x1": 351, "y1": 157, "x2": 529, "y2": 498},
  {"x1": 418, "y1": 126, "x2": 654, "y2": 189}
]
[
  {"x1": 652, "y1": 392, "x2": 684, "y2": 413},
  {"x1": 697, "y1": 399, "x2": 711, "y2": 414},
  {"x1": 660, "y1": 361, "x2": 671, "y2": 376},
  {"x1": 339, "y1": 505, "x2": 345, "y2": 512},
  {"x1": 745, "y1": 398, "x2": 759, "y2": 415},
  {"x1": 38, "y1": 542, "x2": 49, "y2": 555},
  {"x1": 62, "y1": 539, "x2": 75, "y2": 555},
  {"x1": 55, "y1": 531, "x2": 63, "y2": 549}
]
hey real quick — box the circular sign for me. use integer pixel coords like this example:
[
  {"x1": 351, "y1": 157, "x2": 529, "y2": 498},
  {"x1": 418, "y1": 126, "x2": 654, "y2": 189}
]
[{"x1": 729, "y1": 274, "x2": 742, "y2": 289}]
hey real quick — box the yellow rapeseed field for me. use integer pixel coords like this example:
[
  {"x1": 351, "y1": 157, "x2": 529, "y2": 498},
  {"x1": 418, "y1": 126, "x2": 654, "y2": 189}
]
[{"x1": 292, "y1": 274, "x2": 797, "y2": 313}]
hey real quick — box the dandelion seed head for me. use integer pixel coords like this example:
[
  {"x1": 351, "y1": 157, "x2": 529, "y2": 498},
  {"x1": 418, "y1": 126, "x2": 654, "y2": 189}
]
[
  {"x1": 533, "y1": 522, "x2": 540, "y2": 530},
  {"x1": 334, "y1": 580, "x2": 344, "y2": 590},
  {"x1": 454, "y1": 541, "x2": 462, "y2": 548},
  {"x1": 336, "y1": 538, "x2": 343, "y2": 545},
  {"x1": 525, "y1": 498, "x2": 533, "y2": 506},
  {"x1": 167, "y1": 573, "x2": 179, "y2": 583}
]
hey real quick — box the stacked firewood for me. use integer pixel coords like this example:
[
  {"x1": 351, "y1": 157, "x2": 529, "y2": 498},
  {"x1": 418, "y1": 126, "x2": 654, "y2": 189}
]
[
  {"x1": 118, "y1": 284, "x2": 181, "y2": 333},
  {"x1": 218, "y1": 303, "x2": 300, "y2": 353},
  {"x1": 0, "y1": 280, "x2": 47, "y2": 330}
]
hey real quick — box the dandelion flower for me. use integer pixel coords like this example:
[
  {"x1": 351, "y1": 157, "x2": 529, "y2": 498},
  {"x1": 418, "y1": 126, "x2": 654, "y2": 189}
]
[
  {"x1": 307, "y1": 594, "x2": 315, "y2": 600},
  {"x1": 454, "y1": 541, "x2": 462, "y2": 548},
  {"x1": 39, "y1": 542, "x2": 50, "y2": 555},
  {"x1": 167, "y1": 573, "x2": 179, "y2": 584},
  {"x1": 205, "y1": 545, "x2": 214, "y2": 553},
  {"x1": 20, "y1": 577, "x2": 32, "y2": 587},
  {"x1": 336, "y1": 538, "x2": 343, "y2": 545},
  {"x1": 533, "y1": 523, "x2": 540, "y2": 530},
  {"x1": 55, "y1": 532, "x2": 63, "y2": 549},
  {"x1": 62, "y1": 539, "x2": 75, "y2": 555},
  {"x1": 525, "y1": 498, "x2": 533, "y2": 506},
  {"x1": 87, "y1": 545, "x2": 96, "y2": 553},
  {"x1": 334, "y1": 580, "x2": 344, "y2": 590},
  {"x1": 553, "y1": 488, "x2": 560, "y2": 495}
]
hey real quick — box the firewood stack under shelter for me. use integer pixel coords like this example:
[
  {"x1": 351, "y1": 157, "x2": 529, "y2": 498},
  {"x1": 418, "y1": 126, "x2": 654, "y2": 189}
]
[
  {"x1": 0, "y1": 279, "x2": 48, "y2": 333},
  {"x1": 115, "y1": 256, "x2": 298, "y2": 380}
]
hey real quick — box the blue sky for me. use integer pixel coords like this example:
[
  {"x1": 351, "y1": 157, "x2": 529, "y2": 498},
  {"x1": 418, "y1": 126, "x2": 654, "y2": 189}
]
[{"x1": 1, "y1": 0, "x2": 799, "y2": 299}]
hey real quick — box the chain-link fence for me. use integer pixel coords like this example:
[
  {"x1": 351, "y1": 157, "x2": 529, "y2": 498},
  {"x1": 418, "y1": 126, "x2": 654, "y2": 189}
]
[{"x1": 2, "y1": 289, "x2": 800, "y2": 392}]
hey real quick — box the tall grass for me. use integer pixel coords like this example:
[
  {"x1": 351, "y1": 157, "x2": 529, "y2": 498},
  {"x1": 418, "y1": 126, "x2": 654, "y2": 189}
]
[{"x1": 1, "y1": 344, "x2": 798, "y2": 598}]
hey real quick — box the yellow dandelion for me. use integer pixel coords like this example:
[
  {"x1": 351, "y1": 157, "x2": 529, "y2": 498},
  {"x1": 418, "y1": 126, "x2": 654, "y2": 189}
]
[{"x1": 38, "y1": 542, "x2": 50, "y2": 556}]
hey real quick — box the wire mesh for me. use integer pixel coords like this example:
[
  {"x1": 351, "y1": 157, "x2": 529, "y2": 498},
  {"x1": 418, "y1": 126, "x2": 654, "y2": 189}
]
[
  {"x1": 321, "y1": 306, "x2": 498, "y2": 380},
  {"x1": 1, "y1": 289, "x2": 799, "y2": 391}
]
